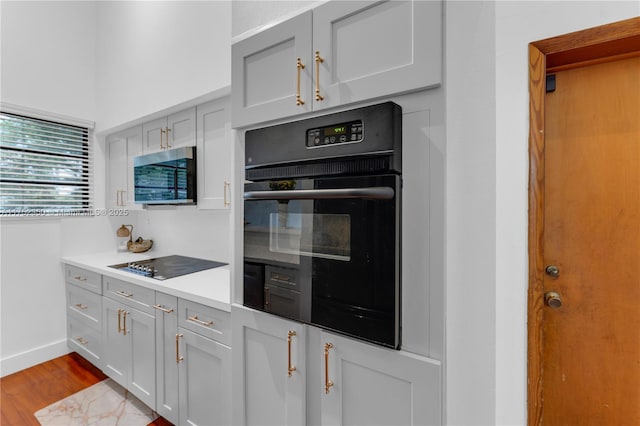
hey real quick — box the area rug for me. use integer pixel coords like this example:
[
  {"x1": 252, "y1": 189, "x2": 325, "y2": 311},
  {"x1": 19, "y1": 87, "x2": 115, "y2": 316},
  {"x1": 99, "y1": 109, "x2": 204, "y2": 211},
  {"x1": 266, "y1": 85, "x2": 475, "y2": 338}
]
[{"x1": 34, "y1": 379, "x2": 158, "y2": 425}]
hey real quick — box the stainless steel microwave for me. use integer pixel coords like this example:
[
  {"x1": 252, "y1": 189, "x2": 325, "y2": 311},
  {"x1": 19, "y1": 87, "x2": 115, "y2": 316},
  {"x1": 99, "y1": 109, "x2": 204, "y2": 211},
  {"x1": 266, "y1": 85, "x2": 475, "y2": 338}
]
[{"x1": 133, "y1": 146, "x2": 197, "y2": 205}]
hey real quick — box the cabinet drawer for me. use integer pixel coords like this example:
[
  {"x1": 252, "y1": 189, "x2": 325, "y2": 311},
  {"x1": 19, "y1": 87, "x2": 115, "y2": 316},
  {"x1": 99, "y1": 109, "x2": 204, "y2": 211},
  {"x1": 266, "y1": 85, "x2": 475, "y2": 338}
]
[
  {"x1": 67, "y1": 283, "x2": 102, "y2": 330},
  {"x1": 104, "y1": 277, "x2": 155, "y2": 315},
  {"x1": 65, "y1": 265, "x2": 101, "y2": 294},
  {"x1": 68, "y1": 316, "x2": 101, "y2": 367},
  {"x1": 178, "y1": 299, "x2": 230, "y2": 346}
]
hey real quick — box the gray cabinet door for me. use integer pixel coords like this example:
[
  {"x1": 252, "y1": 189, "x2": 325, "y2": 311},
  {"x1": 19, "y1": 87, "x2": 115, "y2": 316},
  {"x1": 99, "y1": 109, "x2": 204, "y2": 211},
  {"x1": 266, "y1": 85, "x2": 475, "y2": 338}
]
[
  {"x1": 196, "y1": 97, "x2": 232, "y2": 210},
  {"x1": 102, "y1": 296, "x2": 156, "y2": 410},
  {"x1": 106, "y1": 126, "x2": 142, "y2": 209},
  {"x1": 231, "y1": 306, "x2": 306, "y2": 426},
  {"x1": 127, "y1": 306, "x2": 156, "y2": 409},
  {"x1": 178, "y1": 328, "x2": 231, "y2": 426},
  {"x1": 102, "y1": 297, "x2": 128, "y2": 388},
  {"x1": 155, "y1": 293, "x2": 179, "y2": 425},
  {"x1": 319, "y1": 331, "x2": 442, "y2": 426},
  {"x1": 312, "y1": 0, "x2": 442, "y2": 111},
  {"x1": 232, "y1": 11, "x2": 312, "y2": 128}
]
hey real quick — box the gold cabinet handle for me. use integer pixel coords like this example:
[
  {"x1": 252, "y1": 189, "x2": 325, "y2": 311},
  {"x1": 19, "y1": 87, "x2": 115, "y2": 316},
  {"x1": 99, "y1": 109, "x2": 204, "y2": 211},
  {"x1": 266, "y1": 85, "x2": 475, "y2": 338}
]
[
  {"x1": 296, "y1": 57, "x2": 305, "y2": 106},
  {"x1": 188, "y1": 315, "x2": 213, "y2": 327},
  {"x1": 153, "y1": 304, "x2": 174, "y2": 314},
  {"x1": 74, "y1": 275, "x2": 87, "y2": 282},
  {"x1": 75, "y1": 336, "x2": 89, "y2": 345},
  {"x1": 165, "y1": 127, "x2": 171, "y2": 149},
  {"x1": 223, "y1": 180, "x2": 230, "y2": 207},
  {"x1": 122, "y1": 310, "x2": 128, "y2": 335},
  {"x1": 160, "y1": 128, "x2": 166, "y2": 149},
  {"x1": 324, "y1": 342, "x2": 334, "y2": 393},
  {"x1": 117, "y1": 308, "x2": 123, "y2": 334},
  {"x1": 176, "y1": 333, "x2": 184, "y2": 363},
  {"x1": 315, "y1": 51, "x2": 324, "y2": 101},
  {"x1": 287, "y1": 330, "x2": 297, "y2": 377},
  {"x1": 115, "y1": 290, "x2": 133, "y2": 298},
  {"x1": 75, "y1": 303, "x2": 88, "y2": 310}
]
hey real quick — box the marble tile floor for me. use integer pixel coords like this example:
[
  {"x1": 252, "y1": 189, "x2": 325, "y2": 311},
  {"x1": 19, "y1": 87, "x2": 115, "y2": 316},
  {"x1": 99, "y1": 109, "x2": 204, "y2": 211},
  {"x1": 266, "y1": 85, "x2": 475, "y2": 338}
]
[{"x1": 34, "y1": 379, "x2": 158, "y2": 426}]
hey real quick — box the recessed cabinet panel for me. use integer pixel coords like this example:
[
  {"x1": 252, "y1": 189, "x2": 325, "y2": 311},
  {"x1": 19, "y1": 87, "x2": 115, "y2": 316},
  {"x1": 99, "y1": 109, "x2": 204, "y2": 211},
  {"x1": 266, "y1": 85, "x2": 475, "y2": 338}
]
[
  {"x1": 232, "y1": 11, "x2": 313, "y2": 127},
  {"x1": 197, "y1": 98, "x2": 232, "y2": 210},
  {"x1": 102, "y1": 297, "x2": 128, "y2": 388},
  {"x1": 65, "y1": 265, "x2": 101, "y2": 294},
  {"x1": 313, "y1": 0, "x2": 441, "y2": 110},
  {"x1": 128, "y1": 308, "x2": 156, "y2": 409},
  {"x1": 168, "y1": 107, "x2": 196, "y2": 149},
  {"x1": 104, "y1": 277, "x2": 155, "y2": 314},
  {"x1": 179, "y1": 328, "x2": 231, "y2": 426},
  {"x1": 68, "y1": 316, "x2": 102, "y2": 367},
  {"x1": 155, "y1": 293, "x2": 179, "y2": 425},
  {"x1": 245, "y1": 38, "x2": 296, "y2": 107},
  {"x1": 232, "y1": 306, "x2": 306, "y2": 426},
  {"x1": 67, "y1": 283, "x2": 102, "y2": 329},
  {"x1": 319, "y1": 330, "x2": 442, "y2": 426}
]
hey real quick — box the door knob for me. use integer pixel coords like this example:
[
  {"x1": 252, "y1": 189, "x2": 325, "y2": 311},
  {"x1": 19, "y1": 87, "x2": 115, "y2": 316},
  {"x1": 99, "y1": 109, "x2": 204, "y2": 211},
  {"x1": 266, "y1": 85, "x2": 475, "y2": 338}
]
[
  {"x1": 545, "y1": 291, "x2": 562, "y2": 308},
  {"x1": 545, "y1": 265, "x2": 560, "y2": 277}
]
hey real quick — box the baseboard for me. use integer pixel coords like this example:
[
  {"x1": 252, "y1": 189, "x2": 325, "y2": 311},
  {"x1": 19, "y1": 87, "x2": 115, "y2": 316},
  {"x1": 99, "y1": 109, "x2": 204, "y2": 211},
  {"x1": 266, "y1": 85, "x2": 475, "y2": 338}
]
[{"x1": 0, "y1": 339, "x2": 70, "y2": 377}]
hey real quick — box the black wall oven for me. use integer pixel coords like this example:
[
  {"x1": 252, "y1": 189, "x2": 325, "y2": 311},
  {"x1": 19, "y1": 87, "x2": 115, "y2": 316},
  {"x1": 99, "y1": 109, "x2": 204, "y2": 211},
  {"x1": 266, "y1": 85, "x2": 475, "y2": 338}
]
[{"x1": 243, "y1": 102, "x2": 402, "y2": 349}]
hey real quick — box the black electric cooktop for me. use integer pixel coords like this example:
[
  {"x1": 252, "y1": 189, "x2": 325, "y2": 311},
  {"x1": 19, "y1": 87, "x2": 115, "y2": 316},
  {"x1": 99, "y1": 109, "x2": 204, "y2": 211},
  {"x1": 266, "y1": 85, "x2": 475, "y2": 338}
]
[{"x1": 109, "y1": 255, "x2": 227, "y2": 280}]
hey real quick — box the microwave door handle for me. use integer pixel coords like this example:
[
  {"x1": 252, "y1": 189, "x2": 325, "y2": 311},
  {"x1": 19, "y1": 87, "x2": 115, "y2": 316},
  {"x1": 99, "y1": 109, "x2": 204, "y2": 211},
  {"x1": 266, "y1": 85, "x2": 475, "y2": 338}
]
[{"x1": 243, "y1": 186, "x2": 394, "y2": 201}]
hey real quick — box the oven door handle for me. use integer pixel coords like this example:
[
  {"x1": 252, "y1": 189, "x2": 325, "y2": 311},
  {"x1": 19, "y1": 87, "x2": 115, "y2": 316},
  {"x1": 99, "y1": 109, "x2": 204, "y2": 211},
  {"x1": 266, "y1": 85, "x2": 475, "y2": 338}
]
[{"x1": 243, "y1": 186, "x2": 395, "y2": 201}]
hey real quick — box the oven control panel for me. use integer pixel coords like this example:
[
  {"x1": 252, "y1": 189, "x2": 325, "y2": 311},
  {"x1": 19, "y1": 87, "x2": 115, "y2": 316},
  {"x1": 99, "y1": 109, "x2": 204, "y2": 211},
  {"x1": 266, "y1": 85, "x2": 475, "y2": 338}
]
[{"x1": 306, "y1": 120, "x2": 363, "y2": 147}]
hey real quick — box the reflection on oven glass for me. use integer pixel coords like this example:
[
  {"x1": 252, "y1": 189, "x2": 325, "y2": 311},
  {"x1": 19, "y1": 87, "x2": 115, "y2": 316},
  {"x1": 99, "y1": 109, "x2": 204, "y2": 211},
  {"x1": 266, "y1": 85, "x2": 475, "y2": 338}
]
[{"x1": 269, "y1": 212, "x2": 350, "y2": 261}]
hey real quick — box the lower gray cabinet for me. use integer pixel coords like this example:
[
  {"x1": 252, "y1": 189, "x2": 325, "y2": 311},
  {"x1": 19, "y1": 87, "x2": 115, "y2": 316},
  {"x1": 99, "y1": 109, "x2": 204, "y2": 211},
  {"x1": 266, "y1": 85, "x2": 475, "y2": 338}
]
[
  {"x1": 102, "y1": 295, "x2": 156, "y2": 410},
  {"x1": 155, "y1": 293, "x2": 180, "y2": 424},
  {"x1": 155, "y1": 292, "x2": 231, "y2": 426},
  {"x1": 178, "y1": 327, "x2": 231, "y2": 426}
]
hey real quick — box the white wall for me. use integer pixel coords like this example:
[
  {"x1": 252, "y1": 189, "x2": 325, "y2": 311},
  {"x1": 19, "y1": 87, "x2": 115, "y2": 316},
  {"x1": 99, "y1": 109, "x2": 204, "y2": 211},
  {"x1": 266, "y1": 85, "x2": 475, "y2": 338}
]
[
  {"x1": 0, "y1": 1, "x2": 104, "y2": 376},
  {"x1": 0, "y1": 0, "x2": 233, "y2": 377},
  {"x1": 444, "y1": 2, "x2": 497, "y2": 424},
  {"x1": 95, "y1": 1, "x2": 231, "y2": 133},
  {"x1": 493, "y1": 2, "x2": 639, "y2": 425}
]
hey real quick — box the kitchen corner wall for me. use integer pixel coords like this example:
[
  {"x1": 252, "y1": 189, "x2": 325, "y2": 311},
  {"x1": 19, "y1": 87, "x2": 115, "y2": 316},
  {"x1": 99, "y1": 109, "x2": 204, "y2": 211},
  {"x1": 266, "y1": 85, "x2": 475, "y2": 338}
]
[{"x1": 0, "y1": 0, "x2": 232, "y2": 377}]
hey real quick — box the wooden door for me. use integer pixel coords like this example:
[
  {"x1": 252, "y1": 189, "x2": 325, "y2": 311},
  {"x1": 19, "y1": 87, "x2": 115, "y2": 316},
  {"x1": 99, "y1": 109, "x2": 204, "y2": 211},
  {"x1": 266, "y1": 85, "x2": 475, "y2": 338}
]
[{"x1": 528, "y1": 17, "x2": 640, "y2": 425}]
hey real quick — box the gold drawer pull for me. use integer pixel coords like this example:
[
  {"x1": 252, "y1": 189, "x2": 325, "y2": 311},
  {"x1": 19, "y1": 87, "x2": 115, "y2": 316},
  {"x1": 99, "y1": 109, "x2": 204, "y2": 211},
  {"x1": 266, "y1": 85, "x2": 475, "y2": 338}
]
[
  {"x1": 287, "y1": 330, "x2": 297, "y2": 377},
  {"x1": 315, "y1": 51, "x2": 324, "y2": 101},
  {"x1": 224, "y1": 180, "x2": 230, "y2": 207},
  {"x1": 73, "y1": 276, "x2": 87, "y2": 281},
  {"x1": 188, "y1": 315, "x2": 213, "y2": 327},
  {"x1": 176, "y1": 333, "x2": 184, "y2": 363},
  {"x1": 115, "y1": 290, "x2": 133, "y2": 298},
  {"x1": 75, "y1": 303, "x2": 88, "y2": 310},
  {"x1": 296, "y1": 57, "x2": 305, "y2": 106},
  {"x1": 324, "y1": 342, "x2": 334, "y2": 394},
  {"x1": 75, "y1": 336, "x2": 89, "y2": 345},
  {"x1": 154, "y1": 304, "x2": 174, "y2": 314},
  {"x1": 122, "y1": 310, "x2": 129, "y2": 335}
]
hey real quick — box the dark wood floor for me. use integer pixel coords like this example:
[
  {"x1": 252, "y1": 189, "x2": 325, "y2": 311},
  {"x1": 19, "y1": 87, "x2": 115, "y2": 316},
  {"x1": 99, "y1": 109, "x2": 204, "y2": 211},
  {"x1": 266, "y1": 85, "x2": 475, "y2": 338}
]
[{"x1": 0, "y1": 352, "x2": 172, "y2": 425}]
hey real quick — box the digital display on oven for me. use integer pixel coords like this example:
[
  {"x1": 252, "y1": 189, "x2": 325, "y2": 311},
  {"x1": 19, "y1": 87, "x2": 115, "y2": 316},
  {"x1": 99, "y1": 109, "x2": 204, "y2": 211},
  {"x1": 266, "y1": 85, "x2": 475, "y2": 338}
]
[
  {"x1": 324, "y1": 126, "x2": 347, "y2": 136},
  {"x1": 307, "y1": 120, "x2": 363, "y2": 147}
]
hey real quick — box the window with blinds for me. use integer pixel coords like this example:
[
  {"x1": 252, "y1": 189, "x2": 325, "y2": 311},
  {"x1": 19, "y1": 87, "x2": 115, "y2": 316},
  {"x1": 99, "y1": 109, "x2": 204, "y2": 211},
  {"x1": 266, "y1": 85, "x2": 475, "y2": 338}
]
[{"x1": 0, "y1": 112, "x2": 92, "y2": 216}]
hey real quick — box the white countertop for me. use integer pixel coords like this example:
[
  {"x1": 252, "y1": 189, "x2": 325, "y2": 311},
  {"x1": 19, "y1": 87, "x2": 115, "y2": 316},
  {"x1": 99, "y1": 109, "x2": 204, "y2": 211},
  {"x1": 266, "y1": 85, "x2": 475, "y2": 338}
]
[{"x1": 61, "y1": 251, "x2": 231, "y2": 312}]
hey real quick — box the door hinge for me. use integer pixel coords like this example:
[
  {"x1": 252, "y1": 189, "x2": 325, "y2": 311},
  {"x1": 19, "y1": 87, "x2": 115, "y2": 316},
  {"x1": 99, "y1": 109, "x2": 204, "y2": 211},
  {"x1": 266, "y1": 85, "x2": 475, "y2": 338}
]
[{"x1": 546, "y1": 74, "x2": 556, "y2": 93}]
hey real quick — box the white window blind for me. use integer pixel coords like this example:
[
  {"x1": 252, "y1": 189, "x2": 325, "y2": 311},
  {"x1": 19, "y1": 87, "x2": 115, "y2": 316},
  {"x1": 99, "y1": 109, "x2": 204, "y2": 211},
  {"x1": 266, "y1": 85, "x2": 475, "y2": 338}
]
[{"x1": 0, "y1": 112, "x2": 92, "y2": 216}]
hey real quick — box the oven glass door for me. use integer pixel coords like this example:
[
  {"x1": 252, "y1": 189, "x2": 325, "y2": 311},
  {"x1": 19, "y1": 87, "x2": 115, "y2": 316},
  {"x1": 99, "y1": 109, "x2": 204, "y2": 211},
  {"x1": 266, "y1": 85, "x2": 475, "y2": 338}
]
[{"x1": 244, "y1": 174, "x2": 399, "y2": 348}]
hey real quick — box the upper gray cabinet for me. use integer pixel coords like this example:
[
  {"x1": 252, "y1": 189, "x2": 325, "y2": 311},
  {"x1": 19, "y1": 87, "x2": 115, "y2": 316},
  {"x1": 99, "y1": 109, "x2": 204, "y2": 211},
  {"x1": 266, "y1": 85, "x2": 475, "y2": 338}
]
[
  {"x1": 232, "y1": 11, "x2": 313, "y2": 128},
  {"x1": 231, "y1": 0, "x2": 442, "y2": 128},
  {"x1": 142, "y1": 107, "x2": 196, "y2": 154}
]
